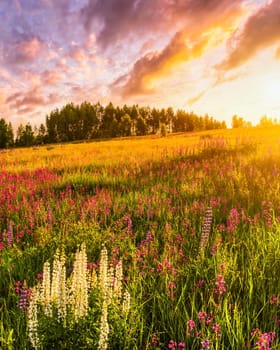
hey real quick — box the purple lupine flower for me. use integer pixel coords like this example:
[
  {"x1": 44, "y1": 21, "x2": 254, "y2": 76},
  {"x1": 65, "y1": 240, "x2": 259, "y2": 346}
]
[
  {"x1": 7, "y1": 223, "x2": 13, "y2": 247},
  {"x1": 199, "y1": 207, "x2": 212, "y2": 256},
  {"x1": 47, "y1": 208, "x2": 53, "y2": 227},
  {"x1": 19, "y1": 288, "x2": 28, "y2": 310}
]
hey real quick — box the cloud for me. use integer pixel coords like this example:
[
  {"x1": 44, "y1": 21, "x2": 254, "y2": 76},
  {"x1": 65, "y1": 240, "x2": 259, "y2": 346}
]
[
  {"x1": 2, "y1": 37, "x2": 43, "y2": 65},
  {"x1": 187, "y1": 91, "x2": 207, "y2": 105},
  {"x1": 41, "y1": 70, "x2": 62, "y2": 85},
  {"x1": 186, "y1": 71, "x2": 244, "y2": 106},
  {"x1": 68, "y1": 47, "x2": 87, "y2": 66},
  {"x1": 7, "y1": 87, "x2": 45, "y2": 110},
  {"x1": 82, "y1": 0, "x2": 244, "y2": 49},
  {"x1": 275, "y1": 46, "x2": 280, "y2": 59},
  {"x1": 81, "y1": 0, "x2": 166, "y2": 49},
  {"x1": 5, "y1": 92, "x2": 22, "y2": 104},
  {"x1": 112, "y1": 0, "x2": 245, "y2": 97},
  {"x1": 0, "y1": 91, "x2": 6, "y2": 105},
  {"x1": 218, "y1": 0, "x2": 280, "y2": 71},
  {"x1": 112, "y1": 30, "x2": 212, "y2": 96}
]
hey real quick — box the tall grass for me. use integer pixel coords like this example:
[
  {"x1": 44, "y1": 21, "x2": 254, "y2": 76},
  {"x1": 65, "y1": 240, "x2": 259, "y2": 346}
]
[{"x1": 1, "y1": 126, "x2": 280, "y2": 349}]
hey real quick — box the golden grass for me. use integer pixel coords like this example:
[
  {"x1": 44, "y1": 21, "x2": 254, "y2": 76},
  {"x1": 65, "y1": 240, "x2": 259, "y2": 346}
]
[{"x1": 1, "y1": 126, "x2": 279, "y2": 173}]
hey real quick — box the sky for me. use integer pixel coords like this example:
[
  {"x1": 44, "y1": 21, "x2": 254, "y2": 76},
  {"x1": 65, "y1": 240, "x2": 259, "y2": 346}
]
[{"x1": 0, "y1": 0, "x2": 280, "y2": 128}]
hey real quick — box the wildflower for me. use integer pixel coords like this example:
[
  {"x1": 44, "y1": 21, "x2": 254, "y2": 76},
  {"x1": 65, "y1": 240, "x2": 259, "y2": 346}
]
[
  {"x1": 255, "y1": 331, "x2": 276, "y2": 350},
  {"x1": 199, "y1": 207, "x2": 212, "y2": 256},
  {"x1": 151, "y1": 334, "x2": 158, "y2": 346},
  {"x1": 113, "y1": 259, "x2": 123, "y2": 301},
  {"x1": 14, "y1": 280, "x2": 22, "y2": 293},
  {"x1": 122, "y1": 289, "x2": 130, "y2": 314},
  {"x1": 200, "y1": 338, "x2": 210, "y2": 350},
  {"x1": 187, "y1": 319, "x2": 196, "y2": 332},
  {"x1": 19, "y1": 286, "x2": 28, "y2": 310},
  {"x1": 178, "y1": 342, "x2": 185, "y2": 349},
  {"x1": 47, "y1": 208, "x2": 53, "y2": 227},
  {"x1": 69, "y1": 243, "x2": 88, "y2": 321},
  {"x1": 40, "y1": 261, "x2": 52, "y2": 316},
  {"x1": 198, "y1": 311, "x2": 207, "y2": 323},
  {"x1": 212, "y1": 323, "x2": 221, "y2": 337},
  {"x1": 7, "y1": 222, "x2": 13, "y2": 247},
  {"x1": 214, "y1": 275, "x2": 226, "y2": 296},
  {"x1": 99, "y1": 246, "x2": 109, "y2": 301},
  {"x1": 166, "y1": 281, "x2": 177, "y2": 300},
  {"x1": 28, "y1": 287, "x2": 40, "y2": 350},
  {"x1": 269, "y1": 296, "x2": 279, "y2": 306},
  {"x1": 98, "y1": 302, "x2": 109, "y2": 350},
  {"x1": 198, "y1": 279, "x2": 205, "y2": 287},
  {"x1": 168, "y1": 340, "x2": 177, "y2": 349}
]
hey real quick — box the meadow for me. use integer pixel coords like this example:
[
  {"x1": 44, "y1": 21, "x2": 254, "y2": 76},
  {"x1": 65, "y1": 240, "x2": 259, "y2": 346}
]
[{"x1": 1, "y1": 126, "x2": 280, "y2": 349}]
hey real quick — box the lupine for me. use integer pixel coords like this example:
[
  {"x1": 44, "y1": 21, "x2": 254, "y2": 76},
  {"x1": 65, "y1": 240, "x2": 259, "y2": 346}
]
[
  {"x1": 98, "y1": 302, "x2": 109, "y2": 350},
  {"x1": 40, "y1": 261, "x2": 52, "y2": 317},
  {"x1": 99, "y1": 246, "x2": 109, "y2": 301},
  {"x1": 113, "y1": 259, "x2": 123, "y2": 301},
  {"x1": 198, "y1": 207, "x2": 212, "y2": 256},
  {"x1": 19, "y1": 286, "x2": 28, "y2": 310},
  {"x1": 28, "y1": 287, "x2": 40, "y2": 350},
  {"x1": 7, "y1": 222, "x2": 13, "y2": 247},
  {"x1": 122, "y1": 289, "x2": 131, "y2": 314},
  {"x1": 69, "y1": 242, "x2": 88, "y2": 321}
]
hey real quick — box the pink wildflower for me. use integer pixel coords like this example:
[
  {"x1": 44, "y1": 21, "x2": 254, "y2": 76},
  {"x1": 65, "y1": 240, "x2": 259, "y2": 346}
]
[{"x1": 214, "y1": 274, "x2": 226, "y2": 296}]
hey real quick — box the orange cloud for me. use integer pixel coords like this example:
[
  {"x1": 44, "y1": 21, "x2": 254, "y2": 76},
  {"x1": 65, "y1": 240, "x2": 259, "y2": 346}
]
[
  {"x1": 218, "y1": 0, "x2": 280, "y2": 71},
  {"x1": 113, "y1": 1, "x2": 244, "y2": 97},
  {"x1": 187, "y1": 91, "x2": 207, "y2": 105},
  {"x1": 0, "y1": 91, "x2": 6, "y2": 105},
  {"x1": 69, "y1": 48, "x2": 87, "y2": 64},
  {"x1": 114, "y1": 31, "x2": 211, "y2": 97}
]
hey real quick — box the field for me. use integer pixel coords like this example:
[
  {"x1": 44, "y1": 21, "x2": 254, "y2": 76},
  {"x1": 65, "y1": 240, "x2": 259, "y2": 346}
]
[{"x1": 1, "y1": 126, "x2": 280, "y2": 349}]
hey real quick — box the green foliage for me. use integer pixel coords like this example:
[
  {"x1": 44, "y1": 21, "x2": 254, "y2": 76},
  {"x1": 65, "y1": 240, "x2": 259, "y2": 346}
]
[{"x1": 0, "y1": 118, "x2": 13, "y2": 148}]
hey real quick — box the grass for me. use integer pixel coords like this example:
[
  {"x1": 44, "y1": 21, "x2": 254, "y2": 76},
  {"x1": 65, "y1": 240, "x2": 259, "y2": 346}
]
[{"x1": 1, "y1": 126, "x2": 280, "y2": 349}]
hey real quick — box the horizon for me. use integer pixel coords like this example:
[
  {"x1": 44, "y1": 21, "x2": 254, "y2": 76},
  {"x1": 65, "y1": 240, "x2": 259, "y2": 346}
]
[{"x1": 1, "y1": 0, "x2": 280, "y2": 128}]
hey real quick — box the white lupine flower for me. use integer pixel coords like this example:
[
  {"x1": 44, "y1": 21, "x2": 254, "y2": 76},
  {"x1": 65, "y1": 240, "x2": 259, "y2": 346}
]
[
  {"x1": 98, "y1": 302, "x2": 109, "y2": 350},
  {"x1": 40, "y1": 261, "x2": 52, "y2": 317},
  {"x1": 57, "y1": 250, "x2": 67, "y2": 322},
  {"x1": 51, "y1": 249, "x2": 61, "y2": 304},
  {"x1": 28, "y1": 287, "x2": 40, "y2": 350},
  {"x1": 99, "y1": 246, "x2": 108, "y2": 301},
  {"x1": 113, "y1": 260, "x2": 123, "y2": 301},
  {"x1": 70, "y1": 243, "x2": 88, "y2": 321},
  {"x1": 122, "y1": 290, "x2": 131, "y2": 314},
  {"x1": 107, "y1": 264, "x2": 114, "y2": 304}
]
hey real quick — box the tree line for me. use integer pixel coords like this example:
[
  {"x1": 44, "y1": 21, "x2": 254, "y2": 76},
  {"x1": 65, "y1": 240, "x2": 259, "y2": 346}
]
[
  {"x1": 0, "y1": 101, "x2": 228, "y2": 148},
  {"x1": 5, "y1": 102, "x2": 279, "y2": 149}
]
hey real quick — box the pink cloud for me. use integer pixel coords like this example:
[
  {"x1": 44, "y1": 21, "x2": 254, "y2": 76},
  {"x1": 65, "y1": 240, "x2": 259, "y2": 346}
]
[
  {"x1": 41, "y1": 70, "x2": 62, "y2": 85},
  {"x1": 218, "y1": 0, "x2": 280, "y2": 71},
  {"x1": 1, "y1": 37, "x2": 45, "y2": 67}
]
